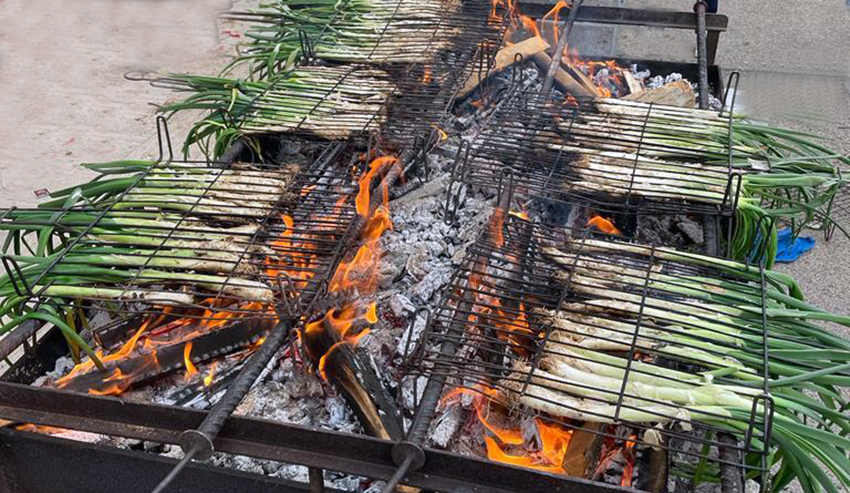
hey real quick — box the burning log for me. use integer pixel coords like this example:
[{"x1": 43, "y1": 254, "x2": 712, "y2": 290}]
[
  {"x1": 55, "y1": 312, "x2": 274, "y2": 395},
  {"x1": 622, "y1": 71, "x2": 644, "y2": 97},
  {"x1": 530, "y1": 52, "x2": 595, "y2": 98},
  {"x1": 458, "y1": 37, "x2": 551, "y2": 98},
  {"x1": 560, "y1": 422, "x2": 605, "y2": 477},
  {"x1": 558, "y1": 58, "x2": 599, "y2": 96},
  {"x1": 302, "y1": 305, "x2": 404, "y2": 440}
]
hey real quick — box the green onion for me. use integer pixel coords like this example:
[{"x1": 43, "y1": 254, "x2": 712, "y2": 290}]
[
  {"x1": 156, "y1": 68, "x2": 395, "y2": 158},
  {"x1": 518, "y1": 241, "x2": 850, "y2": 492},
  {"x1": 550, "y1": 98, "x2": 848, "y2": 266}
]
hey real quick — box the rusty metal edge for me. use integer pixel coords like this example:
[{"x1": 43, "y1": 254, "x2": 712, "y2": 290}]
[{"x1": 0, "y1": 382, "x2": 630, "y2": 493}]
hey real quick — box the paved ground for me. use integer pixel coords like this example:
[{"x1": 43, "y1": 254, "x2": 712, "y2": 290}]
[{"x1": 0, "y1": 0, "x2": 233, "y2": 208}]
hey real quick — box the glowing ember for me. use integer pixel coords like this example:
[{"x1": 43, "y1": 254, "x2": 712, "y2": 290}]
[
  {"x1": 15, "y1": 424, "x2": 68, "y2": 435},
  {"x1": 587, "y1": 215, "x2": 621, "y2": 235},
  {"x1": 488, "y1": 207, "x2": 506, "y2": 247}
]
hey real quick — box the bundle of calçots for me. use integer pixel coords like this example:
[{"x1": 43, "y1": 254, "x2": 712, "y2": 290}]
[
  {"x1": 500, "y1": 238, "x2": 850, "y2": 492},
  {"x1": 157, "y1": 67, "x2": 395, "y2": 158},
  {"x1": 221, "y1": 0, "x2": 460, "y2": 76},
  {"x1": 550, "y1": 98, "x2": 847, "y2": 267},
  {"x1": 0, "y1": 160, "x2": 298, "y2": 366}
]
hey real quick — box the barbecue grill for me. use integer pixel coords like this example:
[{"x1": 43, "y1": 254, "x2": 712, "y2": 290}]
[{"x1": 11, "y1": 1, "x2": 843, "y2": 493}]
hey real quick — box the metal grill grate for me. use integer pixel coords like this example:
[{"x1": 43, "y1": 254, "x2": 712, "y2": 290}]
[
  {"x1": 406, "y1": 212, "x2": 773, "y2": 487},
  {"x1": 0, "y1": 132, "x2": 355, "y2": 330},
  {"x1": 151, "y1": 0, "x2": 509, "y2": 152},
  {"x1": 222, "y1": 0, "x2": 506, "y2": 67},
  {"x1": 453, "y1": 85, "x2": 741, "y2": 217}
]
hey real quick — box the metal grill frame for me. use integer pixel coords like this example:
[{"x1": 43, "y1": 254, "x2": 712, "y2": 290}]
[
  {"x1": 404, "y1": 212, "x2": 775, "y2": 491},
  {"x1": 449, "y1": 72, "x2": 745, "y2": 221},
  {"x1": 0, "y1": 119, "x2": 357, "y2": 323}
]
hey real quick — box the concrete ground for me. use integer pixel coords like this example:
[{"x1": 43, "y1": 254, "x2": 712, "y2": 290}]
[{"x1": 0, "y1": 0, "x2": 233, "y2": 208}]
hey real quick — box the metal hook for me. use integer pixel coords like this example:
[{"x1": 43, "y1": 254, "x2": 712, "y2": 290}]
[
  {"x1": 155, "y1": 116, "x2": 174, "y2": 163},
  {"x1": 298, "y1": 30, "x2": 316, "y2": 64},
  {"x1": 443, "y1": 141, "x2": 470, "y2": 225},
  {"x1": 400, "y1": 307, "x2": 433, "y2": 373},
  {"x1": 1, "y1": 255, "x2": 33, "y2": 298},
  {"x1": 124, "y1": 70, "x2": 157, "y2": 83}
]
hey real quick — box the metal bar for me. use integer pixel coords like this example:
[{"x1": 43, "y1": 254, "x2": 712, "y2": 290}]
[
  {"x1": 150, "y1": 319, "x2": 295, "y2": 492},
  {"x1": 0, "y1": 382, "x2": 625, "y2": 493},
  {"x1": 694, "y1": 1, "x2": 710, "y2": 109},
  {"x1": 540, "y1": 0, "x2": 584, "y2": 101},
  {"x1": 706, "y1": 30, "x2": 721, "y2": 65},
  {"x1": 516, "y1": 3, "x2": 728, "y2": 31},
  {"x1": 0, "y1": 319, "x2": 44, "y2": 362},
  {"x1": 0, "y1": 428, "x2": 336, "y2": 493},
  {"x1": 309, "y1": 467, "x2": 325, "y2": 493}
]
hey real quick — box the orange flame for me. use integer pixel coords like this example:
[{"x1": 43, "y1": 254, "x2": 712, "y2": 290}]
[
  {"x1": 329, "y1": 156, "x2": 398, "y2": 294},
  {"x1": 303, "y1": 156, "x2": 397, "y2": 378},
  {"x1": 587, "y1": 215, "x2": 621, "y2": 235},
  {"x1": 56, "y1": 321, "x2": 150, "y2": 387},
  {"x1": 540, "y1": 1, "x2": 570, "y2": 46},
  {"x1": 445, "y1": 387, "x2": 572, "y2": 474},
  {"x1": 183, "y1": 341, "x2": 198, "y2": 381},
  {"x1": 621, "y1": 435, "x2": 637, "y2": 487},
  {"x1": 356, "y1": 156, "x2": 397, "y2": 217},
  {"x1": 421, "y1": 67, "x2": 433, "y2": 84},
  {"x1": 203, "y1": 361, "x2": 219, "y2": 387}
]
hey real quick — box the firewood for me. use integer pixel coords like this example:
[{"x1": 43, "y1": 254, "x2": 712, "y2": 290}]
[
  {"x1": 623, "y1": 71, "x2": 644, "y2": 97},
  {"x1": 560, "y1": 60, "x2": 599, "y2": 96},
  {"x1": 458, "y1": 37, "x2": 551, "y2": 98},
  {"x1": 302, "y1": 317, "x2": 404, "y2": 441},
  {"x1": 561, "y1": 422, "x2": 605, "y2": 477},
  {"x1": 531, "y1": 52, "x2": 596, "y2": 98},
  {"x1": 622, "y1": 80, "x2": 695, "y2": 108}
]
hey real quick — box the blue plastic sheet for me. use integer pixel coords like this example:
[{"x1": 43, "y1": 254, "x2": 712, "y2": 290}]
[{"x1": 775, "y1": 228, "x2": 816, "y2": 263}]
